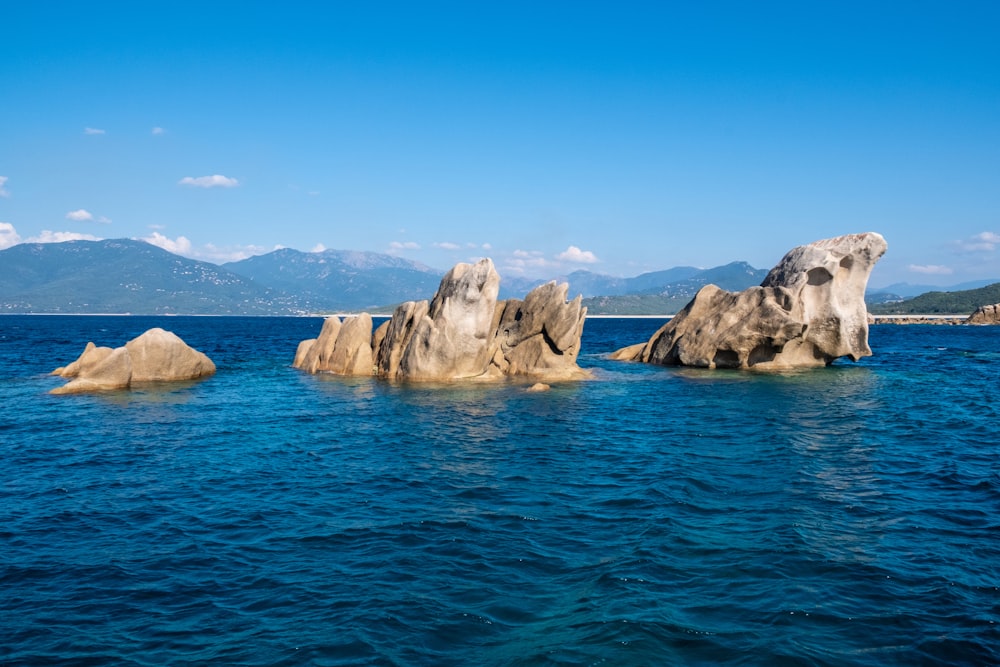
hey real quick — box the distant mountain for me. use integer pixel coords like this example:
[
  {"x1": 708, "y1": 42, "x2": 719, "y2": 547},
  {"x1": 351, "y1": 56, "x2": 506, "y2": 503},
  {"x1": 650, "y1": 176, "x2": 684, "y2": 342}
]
[
  {"x1": 223, "y1": 248, "x2": 443, "y2": 311},
  {"x1": 868, "y1": 279, "x2": 1000, "y2": 299},
  {"x1": 10, "y1": 239, "x2": 974, "y2": 317},
  {"x1": 0, "y1": 239, "x2": 299, "y2": 315},
  {"x1": 580, "y1": 262, "x2": 768, "y2": 314},
  {"x1": 868, "y1": 282, "x2": 1000, "y2": 315}
]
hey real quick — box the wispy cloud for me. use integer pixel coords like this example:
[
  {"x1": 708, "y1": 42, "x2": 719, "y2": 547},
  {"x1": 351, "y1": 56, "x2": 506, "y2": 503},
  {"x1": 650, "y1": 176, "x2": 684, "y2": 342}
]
[
  {"x1": 0, "y1": 222, "x2": 21, "y2": 249},
  {"x1": 503, "y1": 249, "x2": 552, "y2": 274},
  {"x1": 955, "y1": 231, "x2": 1000, "y2": 253},
  {"x1": 66, "y1": 209, "x2": 94, "y2": 222},
  {"x1": 389, "y1": 241, "x2": 420, "y2": 251},
  {"x1": 152, "y1": 127, "x2": 166, "y2": 135},
  {"x1": 311, "y1": 243, "x2": 327, "y2": 253},
  {"x1": 908, "y1": 264, "x2": 954, "y2": 275},
  {"x1": 0, "y1": 176, "x2": 9, "y2": 198},
  {"x1": 140, "y1": 232, "x2": 268, "y2": 263},
  {"x1": 556, "y1": 245, "x2": 599, "y2": 264},
  {"x1": 84, "y1": 127, "x2": 106, "y2": 135},
  {"x1": 434, "y1": 241, "x2": 461, "y2": 250},
  {"x1": 28, "y1": 230, "x2": 102, "y2": 243},
  {"x1": 178, "y1": 174, "x2": 239, "y2": 188}
]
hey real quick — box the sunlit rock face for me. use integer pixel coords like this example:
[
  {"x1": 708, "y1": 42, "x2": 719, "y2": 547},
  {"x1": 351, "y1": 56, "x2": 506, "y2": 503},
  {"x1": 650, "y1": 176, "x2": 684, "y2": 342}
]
[
  {"x1": 968, "y1": 304, "x2": 1000, "y2": 324},
  {"x1": 293, "y1": 314, "x2": 374, "y2": 376},
  {"x1": 293, "y1": 258, "x2": 590, "y2": 382},
  {"x1": 51, "y1": 328, "x2": 216, "y2": 394},
  {"x1": 611, "y1": 233, "x2": 888, "y2": 369}
]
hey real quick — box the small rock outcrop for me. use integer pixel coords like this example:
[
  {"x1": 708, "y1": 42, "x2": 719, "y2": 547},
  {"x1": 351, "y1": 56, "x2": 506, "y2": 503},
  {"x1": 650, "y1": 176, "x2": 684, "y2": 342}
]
[
  {"x1": 968, "y1": 304, "x2": 1000, "y2": 324},
  {"x1": 51, "y1": 328, "x2": 216, "y2": 394},
  {"x1": 293, "y1": 258, "x2": 589, "y2": 382},
  {"x1": 611, "y1": 233, "x2": 888, "y2": 369}
]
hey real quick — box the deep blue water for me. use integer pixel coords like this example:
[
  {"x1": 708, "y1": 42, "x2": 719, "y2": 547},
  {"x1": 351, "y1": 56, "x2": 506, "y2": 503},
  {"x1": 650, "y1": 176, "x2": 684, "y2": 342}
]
[{"x1": 1, "y1": 316, "x2": 998, "y2": 666}]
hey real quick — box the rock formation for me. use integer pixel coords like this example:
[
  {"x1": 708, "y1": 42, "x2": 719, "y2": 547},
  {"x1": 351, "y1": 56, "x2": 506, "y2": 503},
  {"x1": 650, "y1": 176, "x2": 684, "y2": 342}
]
[
  {"x1": 611, "y1": 233, "x2": 888, "y2": 369},
  {"x1": 293, "y1": 258, "x2": 589, "y2": 382},
  {"x1": 51, "y1": 328, "x2": 216, "y2": 394},
  {"x1": 968, "y1": 304, "x2": 1000, "y2": 324}
]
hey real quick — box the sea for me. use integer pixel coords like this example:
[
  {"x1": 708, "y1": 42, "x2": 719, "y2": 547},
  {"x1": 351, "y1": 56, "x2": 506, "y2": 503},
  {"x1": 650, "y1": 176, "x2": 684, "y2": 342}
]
[{"x1": 1, "y1": 315, "x2": 998, "y2": 666}]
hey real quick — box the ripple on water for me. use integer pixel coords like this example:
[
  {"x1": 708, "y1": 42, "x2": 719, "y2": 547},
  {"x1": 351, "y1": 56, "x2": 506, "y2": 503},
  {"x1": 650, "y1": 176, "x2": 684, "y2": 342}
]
[{"x1": 1, "y1": 317, "x2": 998, "y2": 665}]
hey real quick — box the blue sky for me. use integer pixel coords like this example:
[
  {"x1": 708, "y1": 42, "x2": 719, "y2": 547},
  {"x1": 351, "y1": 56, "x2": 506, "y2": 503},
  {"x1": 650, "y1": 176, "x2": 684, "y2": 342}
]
[{"x1": 1, "y1": 2, "x2": 998, "y2": 288}]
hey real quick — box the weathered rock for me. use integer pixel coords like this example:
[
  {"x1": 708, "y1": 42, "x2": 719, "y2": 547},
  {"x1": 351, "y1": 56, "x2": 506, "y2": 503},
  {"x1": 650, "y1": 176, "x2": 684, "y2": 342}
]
[
  {"x1": 126, "y1": 328, "x2": 217, "y2": 382},
  {"x1": 968, "y1": 304, "x2": 1000, "y2": 324},
  {"x1": 397, "y1": 260, "x2": 500, "y2": 380},
  {"x1": 293, "y1": 258, "x2": 590, "y2": 382},
  {"x1": 292, "y1": 315, "x2": 375, "y2": 375},
  {"x1": 488, "y1": 281, "x2": 588, "y2": 380},
  {"x1": 52, "y1": 341, "x2": 115, "y2": 377},
  {"x1": 612, "y1": 233, "x2": 888, "y2": 369},
  {"x1": 51, "y1": 328, "x2": 215, "y2": 394}
]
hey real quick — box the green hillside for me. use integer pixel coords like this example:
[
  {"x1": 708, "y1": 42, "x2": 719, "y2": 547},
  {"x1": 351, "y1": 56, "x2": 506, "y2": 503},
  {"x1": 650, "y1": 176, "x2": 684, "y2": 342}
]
[{"x1": 868, "y1": 283, "x2": 1000, "y2": 315}]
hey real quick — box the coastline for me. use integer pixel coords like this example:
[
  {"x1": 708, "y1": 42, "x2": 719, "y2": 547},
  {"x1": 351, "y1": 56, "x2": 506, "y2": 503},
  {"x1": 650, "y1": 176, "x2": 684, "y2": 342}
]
[{"x1": 869, "y1": 314, "x2": 969, "y2": 325}]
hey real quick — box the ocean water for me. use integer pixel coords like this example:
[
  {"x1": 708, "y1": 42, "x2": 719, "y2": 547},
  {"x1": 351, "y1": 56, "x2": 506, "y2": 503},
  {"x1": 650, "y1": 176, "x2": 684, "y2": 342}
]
[{"x1": 1, "y1": 315, "x2": 998, "y2": 666}]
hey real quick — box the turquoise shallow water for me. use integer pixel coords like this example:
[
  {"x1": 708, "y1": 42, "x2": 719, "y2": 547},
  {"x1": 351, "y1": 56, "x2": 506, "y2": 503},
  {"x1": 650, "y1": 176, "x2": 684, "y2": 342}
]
[{"x1": 1, "y1": 316, "x2": 998, "y2": 665}]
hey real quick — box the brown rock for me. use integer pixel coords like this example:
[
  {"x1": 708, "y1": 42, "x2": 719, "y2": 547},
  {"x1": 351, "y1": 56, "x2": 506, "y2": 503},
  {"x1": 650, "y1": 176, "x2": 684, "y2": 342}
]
[
  {"x1": 51, "y1": 328, "x2": 214, "y2": 394},
  {"x1": 968, "y1": 304, "x2": 1000, "y2": 324},
  {"x1": 613, "y1": 232, "x2": 888, "y2": 369}
]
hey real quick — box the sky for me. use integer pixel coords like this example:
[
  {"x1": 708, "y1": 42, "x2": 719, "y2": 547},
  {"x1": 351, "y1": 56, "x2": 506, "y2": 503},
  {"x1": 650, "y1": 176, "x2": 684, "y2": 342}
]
[{"x1": 1, "y1": 1, "x2": 998, "y2": 288}]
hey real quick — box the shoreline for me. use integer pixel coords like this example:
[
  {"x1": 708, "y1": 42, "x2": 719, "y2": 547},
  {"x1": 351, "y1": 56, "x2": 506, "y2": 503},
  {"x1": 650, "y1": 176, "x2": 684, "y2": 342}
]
[{"x1": 0, "y1": 312, "x2": 979, "y2": 324}]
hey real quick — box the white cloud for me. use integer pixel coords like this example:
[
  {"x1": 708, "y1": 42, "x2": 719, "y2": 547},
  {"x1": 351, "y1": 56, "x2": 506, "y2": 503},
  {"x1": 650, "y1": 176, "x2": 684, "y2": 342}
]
[
  {"x1": 142, "y1": 231, "x2": 192, "y2": 255},
  {"x1": 0, "y1": 222, "x2": 21, "y2": 249},
  {"x1": 908, "y1": 264, "x2": 954, "y2": 275},
  {"x1": 482, "y1": 243, "x2": 492, "y2": 250},
  {"x1": 97, "y1": 216, "x2": 112, "y2": 224},
  {"x1": 139, "y1": 232, "x2": 269, "y2": 262},
  {"x1": 434, "y1": 241, "x2": 461, "y2": 250},
  {"x1": 178, "y1": 174, "x2": 239, "y2": 188},
  {"x1": 152, "y1": 127, "x2": 166, "y2": 135},
  {"x1": 504, "y1": 249, "x2": 552, "y2": 274},
  {"x1": 311, "y1": 243, "x2": 327, "y2": 253},
  {"x1": 199, "y1": 242, "x2": 270, "y2": 263},
  {"x1": 0, "y1": 176, "x2": 9, "y2": 198},
  {"x1": 27, "y1": 230, "x2": 101, "y2": 243},
  {"x1": 66, "y1": 209, "x2": 94, "y2": 222},
  {"x1": 389, "y1": 241, "x2": 420, "y2": 250},
  {"x1": 556, "y1": 245, "x2": 599, "y2": 264},
  {"x1": 955, "y1": 231, "x2": 1000, "y2": 252},
  {"x1": 513, "y1": 249, "x2": 543, "y2": 259},
  {"x1": 84, "y1": 127, "x2": 106, "y2": 135}
]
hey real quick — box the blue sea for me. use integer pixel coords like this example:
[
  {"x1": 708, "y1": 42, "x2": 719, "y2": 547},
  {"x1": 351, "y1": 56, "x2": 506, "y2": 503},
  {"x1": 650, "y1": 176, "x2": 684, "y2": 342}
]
[{"x1": 1, "y1": 315, "x2": 998, "y2": 666}]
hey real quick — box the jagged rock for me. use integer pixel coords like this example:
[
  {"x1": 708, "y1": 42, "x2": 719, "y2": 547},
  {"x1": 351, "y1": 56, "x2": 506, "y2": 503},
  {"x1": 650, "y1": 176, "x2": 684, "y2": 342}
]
[
  {"x1": 292, "y1": 315, "x2": 375, "y2": 375},
  {"x1": 397, "y1": 260, "x2": 500, "y2": 380},
  {"x1": 612, "y1": 233, "x2": 888, "y2": 369},
  {"x1": 489, "y1": 281, "x2": 587, "y2": 380},
  {"x1": 293, "y1": 258, "x2": 590, "y2": 382},
  {"x1": 968, "y1": 304, "x2": 1000, "y2": 324},
  {"x1": 51, "y1": 328, "x2": 215, "y2": 394}
]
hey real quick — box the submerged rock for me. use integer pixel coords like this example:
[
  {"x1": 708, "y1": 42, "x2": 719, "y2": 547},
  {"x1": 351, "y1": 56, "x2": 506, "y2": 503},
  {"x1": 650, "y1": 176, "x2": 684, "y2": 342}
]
[
  {"x1": 612, "y1": 232, "x2": 888, "y2": 369},
  {"x1": 293, "y1": 258, "x2": 590, "y2": 382},
  {"x1": 51, "y1": 328, "x2": 215, "y2": 394}
]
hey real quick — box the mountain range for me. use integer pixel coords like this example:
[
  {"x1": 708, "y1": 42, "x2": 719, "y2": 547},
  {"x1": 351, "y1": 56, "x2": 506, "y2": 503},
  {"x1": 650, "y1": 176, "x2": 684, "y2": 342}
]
[{"x1": 0, "y1": 238, "x2": 997, "y2": 315}]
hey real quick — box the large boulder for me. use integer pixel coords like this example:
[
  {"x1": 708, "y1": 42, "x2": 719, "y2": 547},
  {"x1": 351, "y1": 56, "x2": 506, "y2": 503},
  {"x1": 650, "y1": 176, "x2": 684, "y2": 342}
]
[
  {"x1": 51, "y1": 328, "x2": 215, "y2": 394},
  {"x1": 293, "y1": 258, "x2": 590, "y2": 382},
  {"x1": 968, "y1": 304, "x2": 1000, "y2": 324},
  {"x1": 611, "y1": 233, "x2": 888, "y2": 369}
]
